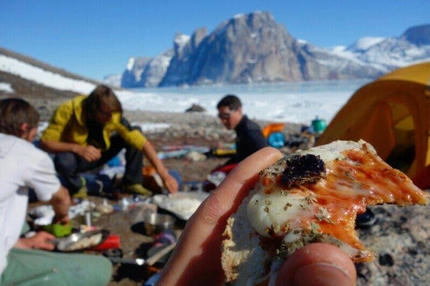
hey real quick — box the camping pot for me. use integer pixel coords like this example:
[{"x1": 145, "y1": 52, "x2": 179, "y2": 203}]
[
  {"x1": 143, "y1": 213, "x2": 176, "y2": 236},
  {"x1": 311, "y1": 117, "x2": 327, "y2": 134}
]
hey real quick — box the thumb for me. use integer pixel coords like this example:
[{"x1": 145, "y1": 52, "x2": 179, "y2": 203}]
[{"x1": 276, "y1": 243, "x2": 356, "y2": 286}]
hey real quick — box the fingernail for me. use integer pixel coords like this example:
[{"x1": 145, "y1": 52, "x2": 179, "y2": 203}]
[{"x1": 293, "y1": 263, "x2": 354, "y2": 286}]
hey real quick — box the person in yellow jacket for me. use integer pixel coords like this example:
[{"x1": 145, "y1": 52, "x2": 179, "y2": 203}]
[{"x1": 40, "y1": 85, "x2": 178, "y2": 197}]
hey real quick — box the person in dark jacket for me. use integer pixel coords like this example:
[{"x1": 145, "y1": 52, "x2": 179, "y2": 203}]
[{"x1": 217, "y1": 94, "x2": 267, "y2": 165}]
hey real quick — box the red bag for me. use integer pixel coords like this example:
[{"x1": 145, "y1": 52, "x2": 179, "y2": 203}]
[{"x1": 91, "y1": 235, "x2": 121, "y2": 250}]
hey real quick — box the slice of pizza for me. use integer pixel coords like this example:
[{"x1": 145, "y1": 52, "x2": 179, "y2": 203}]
[{"x1": 221, "y1": 140, "x2": 429, "y2": 285}]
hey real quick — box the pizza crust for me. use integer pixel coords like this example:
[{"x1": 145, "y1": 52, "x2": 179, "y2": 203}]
[{"x1": 221, "y1": 194, "x2": 273, "y2": 285}]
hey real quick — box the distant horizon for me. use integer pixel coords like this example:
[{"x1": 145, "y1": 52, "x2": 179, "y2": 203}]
[
  {"x1": 0, "y1": 51, "x2": 368, "y2": 126},
  {"x1": 2, "y1": 1, "x2": 429, "y2": 80}
]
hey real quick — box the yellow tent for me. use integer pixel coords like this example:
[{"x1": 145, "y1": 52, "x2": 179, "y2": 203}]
[{"x1": 317, "y1": 62, "x2": 430, "y2": 179}]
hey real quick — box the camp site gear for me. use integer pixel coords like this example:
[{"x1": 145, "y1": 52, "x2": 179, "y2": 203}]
[
  {"x1": 311, "y1": 116, "x2": 327, "y2": 134},
  {"x1": 317, "y1": 62, "x2": 430, "y2": 180}
]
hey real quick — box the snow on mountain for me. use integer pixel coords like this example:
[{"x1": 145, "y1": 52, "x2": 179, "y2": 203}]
[
  {"x1": 0, "y1": 82, "x2": 13, "y2": 93},
  {"x1": 299, "y1": 41, "x2": 383, "y2": 79},
  {"x1": 126, "y1": 57, "x2": 135, "y2": 71},
  {"x1": 346, "y1": 37, "x2": 386, "y2": 52},
  {"x1": 121, "y1": 13, "x2": 430, "y2": 88},
  {"x1": 102, "y1": 73, "x2": 122, "y2": 87},
  {"x1": 342, "y1": 37, "x2": 430, "y2": 72},
  {"x1": 1, "y1": 15, "x2": 429, "y2": 91},
  {"x1": 174, "y1": 33, "x2": 191, "y2": 53},
  {"x1": 325, "y1": 25, "x2": 430, "y2": 73},
  {"x1": 319, "y1": 34, "x2": 430, "y2": 74},
  {"x1": 138, "y1": 49, "x2": 174, "y2": 87},
  {"x1": 0, "y1": 54, "x2": 96, "y2": 94},
  {"x1": 120, "y1": 57, "x2": 152, "y2": 88}
]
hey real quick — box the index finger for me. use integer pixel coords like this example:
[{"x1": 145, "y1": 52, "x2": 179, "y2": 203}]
[
  {"x1": 157, "y1": 147, "x2": 283, "y2": 286},
  {"x1": 200, "y1": 147, "x2": 283, "y2": 226}
]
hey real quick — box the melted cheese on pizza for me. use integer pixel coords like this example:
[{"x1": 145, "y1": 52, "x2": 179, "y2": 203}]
[{"x1": 247, "y1": 140, "x2": 429, "y2": 262}]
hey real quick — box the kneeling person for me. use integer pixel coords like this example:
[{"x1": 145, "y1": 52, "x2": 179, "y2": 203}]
[{"x1": 39, "y1": 85, "x2": 178, "y2": 197}]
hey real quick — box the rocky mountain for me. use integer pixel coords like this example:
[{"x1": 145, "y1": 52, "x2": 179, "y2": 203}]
[
  {"x1": 102, "y1": 73, "x2": 122, "y2": 88},
  {"x1": 403, "y1": 24, "x2": 430, "y2": 45},
  {"x1": 0, "y1": 47, "x2": 99, "y2": 98},
  {"x1": 161, "y1": 12, "x2": 338, "y2": 86},
  {"x1": 119, "y1": 12, "x2": 430, "y2": 88},
  {"x1": 331, "y1": 24, "x2": 430, "y2": 73},
  {"x1": 0, "y1": 47, "x2": 122, "y2": 107},
  {"x1": 1, "y1": 12, "x2": 429, "y2": 91},
  {"x1": 120, "y1": 57, "x2": 152, "y2": 88}
]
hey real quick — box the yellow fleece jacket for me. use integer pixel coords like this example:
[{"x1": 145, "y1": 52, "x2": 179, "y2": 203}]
[{"x1": 41, "y1": 95, "x2": 147, "y2": 151}]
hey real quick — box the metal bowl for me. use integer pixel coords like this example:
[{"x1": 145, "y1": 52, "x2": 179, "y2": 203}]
[{"x1": 143, "y1": 213, "x2": 175, "y2": 236}]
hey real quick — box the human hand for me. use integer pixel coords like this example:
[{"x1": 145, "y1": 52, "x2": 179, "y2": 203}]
[
  {"x1": 276, "y1": 243, "x2": 356, "y2": 285},
  {"x1": 156, "y1": 147, "x2": 356, "y2": 286},
  {"x1": 76, "y1": 145, "x2": 102, "y2": 162},
  {"x1": 16, "y1": 231, "x2": 56, "y2": 251},
  {"x1": 52, "y1": 214, "x2": 70, "y2": 225},
  {"x1": 161, "y1": 173, "x2": 179, "y2": 194}
]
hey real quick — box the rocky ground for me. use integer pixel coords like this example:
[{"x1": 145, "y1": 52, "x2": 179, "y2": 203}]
[{"x1": 9, "y1": 94, "x2": 430, "y2": 285}]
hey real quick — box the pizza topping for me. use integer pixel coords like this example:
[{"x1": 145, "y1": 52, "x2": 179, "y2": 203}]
[
  {"x1": 246, "y1": 140, "x2": 429, "y2": 262},
  {"x1": 278, "y1": 230, "x2": 370, "y2": 261},
  {"x1": 281, "y1": 154, "x2": 326, "y2": 188},
  {"x1": 222, "y1": 140, "x2": 429, "y2": 285}
]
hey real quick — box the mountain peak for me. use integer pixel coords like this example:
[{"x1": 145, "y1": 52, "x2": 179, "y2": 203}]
[
  {"x1": 120, "y1": 13, "x2": 430, "y2": 88},
  {"x1": 346, "y1": 37, "x2": 386, "y2": 52},
  {"x1": 403, "y1": 24, "x2": 430, "y2": 45}
]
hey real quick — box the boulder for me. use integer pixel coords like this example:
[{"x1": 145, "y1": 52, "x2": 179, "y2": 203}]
[{"x1": 185, "y1": 104, "x2": 206, "y2": 113}]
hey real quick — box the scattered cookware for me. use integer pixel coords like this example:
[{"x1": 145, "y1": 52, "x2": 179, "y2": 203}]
[
  {"x1": 143, "y1": 213, "x2": 175, "y2": 236},
  {"x1": 50, "y1": 229, "x2": 109, "y2": 252},
  {"x1": 105, "y1": 243, "x2": 177, "y2": 266}
]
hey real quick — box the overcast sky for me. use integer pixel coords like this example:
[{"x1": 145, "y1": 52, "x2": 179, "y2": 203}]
[{"x1": 1, "y1": 0, "x2": 429, "y2": 80}]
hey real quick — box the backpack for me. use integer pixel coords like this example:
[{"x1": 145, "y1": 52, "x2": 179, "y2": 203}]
[{"x1": 267, "y1": 132, "x2": 286, "y2": 148}]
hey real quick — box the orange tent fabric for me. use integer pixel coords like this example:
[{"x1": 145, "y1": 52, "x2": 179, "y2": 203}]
[
  {"x1": 262, "y1": 123, "x2": 286, "y2": 138},
  {"x1": 317, "y1": 62, "x2": 430, "y2": 180}
]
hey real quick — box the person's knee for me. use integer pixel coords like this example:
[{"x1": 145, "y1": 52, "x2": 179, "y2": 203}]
[
  {"x1": 69, "y1": 255, "x2": 113, "y2": 285},
  {"x1": 54, "y1": 152, "x2": 77, "y2": 173},
  {"x1": 92, "y1": 256, "x2": 113, "y2": 285}
]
